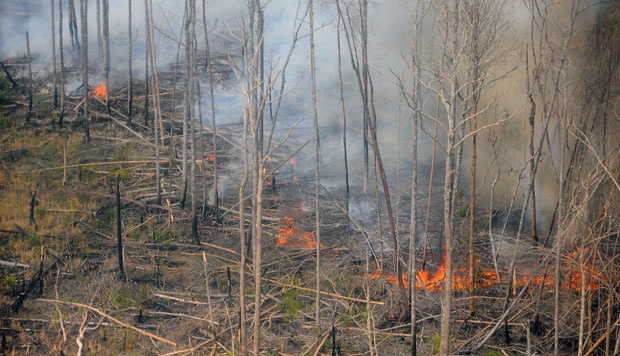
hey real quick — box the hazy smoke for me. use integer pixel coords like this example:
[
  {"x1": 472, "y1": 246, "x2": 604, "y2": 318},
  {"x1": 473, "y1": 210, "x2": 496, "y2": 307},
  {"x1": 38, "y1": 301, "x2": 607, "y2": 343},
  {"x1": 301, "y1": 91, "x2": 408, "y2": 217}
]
[{"x1": 1, "y1": 0, "x2": 614, "y2": 236}]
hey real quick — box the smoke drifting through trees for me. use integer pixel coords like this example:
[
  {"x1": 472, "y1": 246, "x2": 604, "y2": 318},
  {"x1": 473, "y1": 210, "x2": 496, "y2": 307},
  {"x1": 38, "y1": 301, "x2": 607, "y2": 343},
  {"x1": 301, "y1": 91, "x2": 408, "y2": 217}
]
[{"x1": 1, "y1": 0, "x2": 619, "y2": 354}]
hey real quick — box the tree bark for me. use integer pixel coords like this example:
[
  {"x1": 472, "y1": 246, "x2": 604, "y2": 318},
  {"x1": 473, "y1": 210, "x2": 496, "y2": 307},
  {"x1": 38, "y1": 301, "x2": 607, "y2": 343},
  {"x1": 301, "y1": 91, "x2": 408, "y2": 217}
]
[
  {"x1": 116, "y1": 173, "x2": 126, "y2": 280},
  {"x1": 102, "y1": 0, "x2": 110, "y2": 115},
  {"x1": 127, "y1": 0, "x2": 133, "y2": 125},
  {"x1": 58, "y1": 0, "x2": 65, "y2": 127},
  {"x1": 202, "y1": 0, "x2": 218, "y2": 214},
  {"x1": 25, "y1": 31, "x2": 33, "y2": 125},
  {"x1": 51, "y1": 0, "x2": 58, "y2": 110},
  {"x1": 80, "y1": 0, "x2": 90, "y2": 142},
  {"x1": 308, "y1": 0, "x2": 322, "y2": 331},
  {"x1": 68, "y1": 0, "x2": 80, "y2": 53}
]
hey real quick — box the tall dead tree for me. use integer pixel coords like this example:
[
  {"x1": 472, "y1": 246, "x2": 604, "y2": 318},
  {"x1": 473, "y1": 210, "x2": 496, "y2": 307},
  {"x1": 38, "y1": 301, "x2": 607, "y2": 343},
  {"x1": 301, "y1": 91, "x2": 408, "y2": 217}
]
[
  {"x1": 398, "y1": 2, "x2": 428, "y2": 353},
  {"x1": 184, "y1": 0, "x2": 199, "y2": 245},
  {"x1": 127, "y1": 0, "x2": 133, "y2": 125},
  {"x1": 180, "y1": 1, "x2": 190, "y2": 209},
  {"x1": 96, "y1": 0, "x2": 102, "y2": 58},
  {"x1": 308, "y1": 0, "x2": 322, "y2": 330},
  {"x1": 246, "y1": 2, "x2": 266, "y2": 353},
  {"x1": 58, "y1": 0, "x2": 65, "y2": 127},
  {"x1": 436, "y1": 1, "x2": 461, "y2": 353},
  {"x1": 202, "y1": 0, "x2": 218, "y2": 213},
  {"x1": 102, "y1": 0, "x2": 110, "y2": 115},
  {"x1": 25, "y1": 31, "x2": 33, "y2": 125},
  {"x1": 337, "y1": 0, "x2": 407, "y2": 318},
  {"x1": 146, "y1": 0, "x2": 163, "y2": 206},
  {"x1": 336, "y1": 10, "x2": 351, "y2": 231},
  {"x1": 68, "y1": 0, "x2": 80, "y2": 53},
  {"x1": 143, "y1": 0, "x2": 150, "y2": 128},
  {"x1": 80, "y1": 0, "x2": 90, "y2": 142},
  {"x1": 51, "y1": 0, "x2": 58, "y2": 110},
  {"x1": 460, "y1": 0, "x2": 509, "y2": 316},
  {"x1": 116, "y1": 173, "x2": 126, "y2": 280}
]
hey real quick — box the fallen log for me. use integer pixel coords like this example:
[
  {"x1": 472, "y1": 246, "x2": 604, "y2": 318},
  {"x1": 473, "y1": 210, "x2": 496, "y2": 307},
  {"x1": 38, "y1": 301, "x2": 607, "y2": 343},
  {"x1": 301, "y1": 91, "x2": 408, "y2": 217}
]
[{"x1": 0, "y1": 260, "x2": 30, "y2": 268}]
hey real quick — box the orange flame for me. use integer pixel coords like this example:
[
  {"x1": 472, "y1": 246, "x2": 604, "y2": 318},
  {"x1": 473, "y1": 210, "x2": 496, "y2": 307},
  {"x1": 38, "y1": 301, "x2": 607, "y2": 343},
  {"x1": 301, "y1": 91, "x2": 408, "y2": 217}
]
[
  {"x1": 276, "y1": 216, "x2": 318, "y2": 249},
  {"x1": 94, "y1": 82, "x2": 107, "y2": 97},
  {"x1": 367, "y1": 247, "x2": 599, "y2": 292}
]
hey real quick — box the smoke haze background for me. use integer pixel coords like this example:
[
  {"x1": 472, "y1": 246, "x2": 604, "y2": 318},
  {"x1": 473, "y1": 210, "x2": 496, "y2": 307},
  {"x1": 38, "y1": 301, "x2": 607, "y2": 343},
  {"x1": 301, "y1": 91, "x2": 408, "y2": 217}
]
[{"x1": 1, "y1": 0, "x2": 614, "y2": 236}]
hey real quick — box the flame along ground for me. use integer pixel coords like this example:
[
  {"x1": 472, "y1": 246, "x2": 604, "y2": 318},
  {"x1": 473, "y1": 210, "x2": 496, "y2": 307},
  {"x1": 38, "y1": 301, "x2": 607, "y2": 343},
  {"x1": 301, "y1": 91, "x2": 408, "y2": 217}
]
[
  {"x1": 276, "y1": 214, "x2": 601, "y2": 292},
  {"x1": 93, "y1": 82, "x2": 107, "y2": 98},
  {"x1": 367, "y1": 246, "x2": 601, "y2": 292}
]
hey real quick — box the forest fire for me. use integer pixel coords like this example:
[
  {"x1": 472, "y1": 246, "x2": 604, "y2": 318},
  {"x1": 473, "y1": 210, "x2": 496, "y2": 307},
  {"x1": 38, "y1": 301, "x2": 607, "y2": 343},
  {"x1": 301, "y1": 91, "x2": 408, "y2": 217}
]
[
  {"x1": 93, "y1": 82, "x2": 106, "y2": 97},
  {"x1": 368, "y1": 248, "x2": 600, "y2": 292},
  {"x1": 276, "y1": 216, "x2": 318, "y2": 249}
]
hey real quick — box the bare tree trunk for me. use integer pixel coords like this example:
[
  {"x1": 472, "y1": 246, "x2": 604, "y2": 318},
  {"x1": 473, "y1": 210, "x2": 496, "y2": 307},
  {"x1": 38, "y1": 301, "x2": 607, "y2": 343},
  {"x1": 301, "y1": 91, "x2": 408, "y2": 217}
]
[
  {"x1": 405, "y1": 3, "x2": 426, "y2": 353},
  {"x1": 96, "y1": 0, "x2": 102, "y2": 59},
  {"x1": 25, "y1": 31, "x2": 33, "y2": 125},
  {"x1": 361, "y1": 0, "x2": 369, "y2": 193},
  {"x1": 202, "y1": 0, "x2": 218, "y2": 213},
  {"x1": 440, "y1": 1, "x2": 460, "y2": 351},
  {"x1": 186, "y1": 0, "x2": 199, "y2": 245},
  {"x1": 143, "y1": 0, "x2": 150, "y2": 128},
  {"x1": 146, "y1": 0, "x2": 162, "y2": 206},
  {"x1": 58, "y1": 0, "x2": 65, "y2": 127},
  {"x1": 80, "y1": 0, "x2": 90, "y2": 142},
  {"x1": 180, "y1": 1, "x2": 189, "y2": 209},
  {"x1": 336, "y1": 12, "x2": 350, "y2": 232},
  {"x1": 238, "y1": 107, "x2": 249, "y2": 356},
  {"x1": 127, "y1": 0, "x2": 133, "y2": 125},
  {"x1": 68, "y1": 0, "x2": 80, "y2": 54},
  {"x1": 116, "y1": 173, "x2": 126, "y2": 280},
  {"x1": 102, "y1": 0, "x2": 110, "y2": 115},
  {"x1": 308, "y1": 0, "x2": 322, "y2": 331},
  {"x1": 51, "y1": 0, "x2": 58, "y2": 110}
]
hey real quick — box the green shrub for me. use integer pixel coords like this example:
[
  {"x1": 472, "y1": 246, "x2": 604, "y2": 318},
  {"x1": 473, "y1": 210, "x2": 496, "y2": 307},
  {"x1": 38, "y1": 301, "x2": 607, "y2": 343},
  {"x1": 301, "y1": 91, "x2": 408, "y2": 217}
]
[{"x1": 280, "y1": 289, "x2": 303, "y2": 322}]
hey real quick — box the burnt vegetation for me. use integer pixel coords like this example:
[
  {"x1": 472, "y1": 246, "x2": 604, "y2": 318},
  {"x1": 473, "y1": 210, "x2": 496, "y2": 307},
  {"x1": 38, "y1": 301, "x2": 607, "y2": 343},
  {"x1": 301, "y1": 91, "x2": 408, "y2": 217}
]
[{"x1": 0, "y1": 0, "x2": 619, "y2": 355}]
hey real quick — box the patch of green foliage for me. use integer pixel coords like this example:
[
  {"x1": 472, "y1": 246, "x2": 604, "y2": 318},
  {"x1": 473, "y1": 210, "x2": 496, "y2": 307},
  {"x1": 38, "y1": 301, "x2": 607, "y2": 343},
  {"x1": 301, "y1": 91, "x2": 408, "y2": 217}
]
[
  {"x1": 280, "y1": 289, "x2": 303, "y2": 321},
  {"x1": 430, "y1": 334, "x2": 457, "y2": 355},
  {"x1": 337, "y1": 304, "x2": 368, "y2": 327},
  {"x1": 0, "y1": 76, "x2": 9, "y2": 103},
  {"x1": 2, "y1": 274, "x2": 16, "y2": 294}
]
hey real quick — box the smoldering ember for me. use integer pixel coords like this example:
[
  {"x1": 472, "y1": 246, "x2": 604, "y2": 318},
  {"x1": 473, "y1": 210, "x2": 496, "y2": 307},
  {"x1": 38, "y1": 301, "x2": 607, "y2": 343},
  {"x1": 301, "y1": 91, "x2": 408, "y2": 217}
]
[{"x1": 0, "y1": 0, "x2": 619, "y2": 355}]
